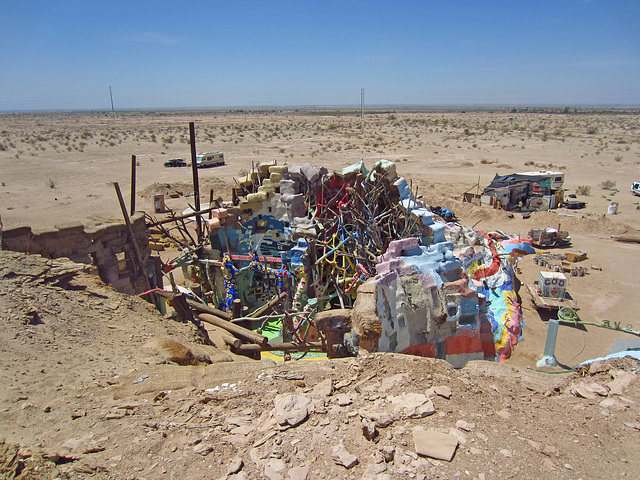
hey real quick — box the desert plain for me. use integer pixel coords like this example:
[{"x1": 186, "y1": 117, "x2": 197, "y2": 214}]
[
  {"x1": 1, "y1": 109, "x2": 639, "y2": 364},
  {"x1": 1, "y1": 109, "x2": 640, "y2": 479}
]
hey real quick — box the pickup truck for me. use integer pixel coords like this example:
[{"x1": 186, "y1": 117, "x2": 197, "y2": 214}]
[{"x1": 164, "y1": 158, "x2": 187, "y2": 167}]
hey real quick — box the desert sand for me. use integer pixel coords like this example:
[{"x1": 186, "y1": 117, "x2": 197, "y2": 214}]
[
  {"x1": 1, "y1": 110, "x2": 640, "y2": 479},
  {"x1": 1, "y1": 109, "x2": 639, "y2": 366}
]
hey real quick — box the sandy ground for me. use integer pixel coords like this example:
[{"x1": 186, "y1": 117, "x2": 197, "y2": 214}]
[
  {"x1": 0, "y1": 251, "x2": 638, "y2": 479},
  {"x1": 1, "y1": 110, "x2": 640, "y2": 479},
  {"x1": 2, "y1": 110, "x2": 639, "y2": 366}
]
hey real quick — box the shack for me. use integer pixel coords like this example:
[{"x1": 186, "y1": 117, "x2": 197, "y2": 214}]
[{"x1": 482, "y1": 170, "x2": 565, "y2": 210}]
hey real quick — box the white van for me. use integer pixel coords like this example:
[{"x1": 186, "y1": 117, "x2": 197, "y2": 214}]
[
  {"x1": 632, "y1": 182, "x2": 640, "y2": 196},
  {"x1": 195, "y1": 152, "x2": 225, "y2": 168}
]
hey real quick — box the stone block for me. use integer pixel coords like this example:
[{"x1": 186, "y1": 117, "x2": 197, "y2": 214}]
[
  {"x1": 110, "y1": 277, "x2": 135, "y2": 295},
  {"x1": 32, "y1": 229, "x2": 59, "y2": 241},
  {"x1": 279, "y1": 179, "x2": 298, "y2": 195},
  {"x1": 87, "y1": 223, "x2": 124, "y2": 239},
  {"x1": 300, "y1": 163, "x2": 319, "y2": 183},
  {"x1": 257, "y1": 185, "x2": 276, "y2": 195},
  {"x1": 105, "y1": 236, "x2": 129, "y2": 249},
  {"x1": 2, "y1": 235, "x2": 33, "y2": 252},
  {"x1": 67, "y1": 253, "x2": 93, "y2": 264},
  {"x1": 54, "y1": 222, "x2": 85, "y2": 235},
  {"x1": 1, "y1": 226, "x2": 32, "y2": 239},
  {"x1": 246, "y1": 192, "x2": 267, "y2": 203},
  {"x1": 259, "y1": 160, "x2": 276, "y2": 178},
  {"x1": 269, "y1": 165, "x2": 288, "y2": 176}
]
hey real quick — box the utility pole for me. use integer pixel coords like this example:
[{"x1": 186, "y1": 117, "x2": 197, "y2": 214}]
[
  {"x1": 361, "y1": 88, "x2": 365, "y2": 119},
  {"x1": 109, "y1": 86, "x2": 115, "y2": 119}
]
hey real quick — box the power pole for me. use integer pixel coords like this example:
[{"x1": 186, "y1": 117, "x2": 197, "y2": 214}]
[
  {"x1": 109, "y1": 86, "x2": 115, "y2": 119},
  {"x1": 361, "y1": 88, "x2": 365, "y2": 119}
]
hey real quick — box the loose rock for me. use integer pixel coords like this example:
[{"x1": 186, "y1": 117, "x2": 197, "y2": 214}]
[
  {"x1": 412, "y1": 427, "x2": 458, "y2": 462},
  {"x1": 332, "y1": 443, "x2": 358, "y2": 468}
]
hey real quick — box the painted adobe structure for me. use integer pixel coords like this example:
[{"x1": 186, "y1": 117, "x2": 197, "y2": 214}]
[{"x1": 203, "y1": 160, "x2": 524, "y2": 366}]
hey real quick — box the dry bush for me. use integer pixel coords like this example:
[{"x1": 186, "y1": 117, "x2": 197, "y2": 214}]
[
  {"x1": 576, "y1": 185, "x2": 591, "y2": 196},
  {"x1": 600, "y1": 180, "x2": 617, "y2": 190}
]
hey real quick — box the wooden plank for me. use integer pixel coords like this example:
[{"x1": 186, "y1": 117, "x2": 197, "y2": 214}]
[{"x1": 526, "y1": 284, "x2": 580, "y2": 311}]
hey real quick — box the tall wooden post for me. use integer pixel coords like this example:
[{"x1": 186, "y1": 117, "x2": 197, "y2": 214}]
[
  {"x1": 130, "y1": 155, "x2": 136, "y2": 215},
  {"x1": 189, "y1": 122, "x2": 201, "y2": 244},
  {"x1": 114, "y1": 182, "x2": 151, "y2": 291}
]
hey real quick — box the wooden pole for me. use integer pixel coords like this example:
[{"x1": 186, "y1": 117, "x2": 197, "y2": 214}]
[
  {"x1": 148, "y1": 205, "x2": 221, "y2": 227},
  {"x1": 130, "y1": 155, "x2": 136, "y2": 216},
  {"x1": 113, "y1": 182, "x2": 148, "y2": 286},
  {"x1": 204, "y1": 325, "x2": 242, "y2": 349},
  {"x1": 186, "y1": 298, "x2": 232, "y2": 321},
  {"x1": 168, "y1": 293, "x2": 199, "y2": 326},
  {"x1": 197, "y1": 313, "x2": 268, "y2": 346},
  {"x1": 248, "y1": 291, "x2": 287, "y2": 318},
  {"x1": 208, "y1": 188, "x2": 214, "y2": 220},
  {"x1": 189, "y1": 122, "x2": 201, "y2": 244}
]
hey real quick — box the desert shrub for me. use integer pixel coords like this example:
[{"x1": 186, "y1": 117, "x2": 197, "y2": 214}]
[
  {"x1": 524, "y1": 160, "x2": 535, "y2": 166},
  {"x1": 480, "y1": 158, "x2": 492, "y2": 164},
  {"x1": 47, "y1": 179, "x2": 56, "y2": 189},
  {"x1": 586, "y1": 126, "x2": 598, "y2": 134},
  {"x1": 615, "y1": 155, "x2": 622, "y2": 162},
  {"x1": 461, "y1": 161, "x2": 474, "y2": 167},
  {"x1": 576, "y1": 185, "x2": 591, "y2": 196},
  {"x1": 600, "y1": 180, "x2": 617, "y2": 190}
]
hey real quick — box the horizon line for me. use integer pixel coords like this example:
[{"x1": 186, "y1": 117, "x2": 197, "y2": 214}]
[{"x1": 2, "y1": 103, "x2": 640, "y2": 114}]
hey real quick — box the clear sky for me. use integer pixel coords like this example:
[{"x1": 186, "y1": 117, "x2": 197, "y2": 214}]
[{"x1": 1, "y1": 0, "x2": 639, "y2": 110}]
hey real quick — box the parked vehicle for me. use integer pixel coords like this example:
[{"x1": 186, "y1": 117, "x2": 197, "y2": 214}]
[
  {"x1": 164, "y1": 158, "x2": 187, "y2": 167},
  {"x1": 561, "y1": 200, "x2": 586, "y2": 209},
  {"x1": 528, "y1": 226, "x2": 571, "y2": 247},
  {"x1": 195, "y1": 152, "x2": 225, "y2": 168},
  {"x1": 632, "y1": 181, "x2": 640, "y2": 196}
]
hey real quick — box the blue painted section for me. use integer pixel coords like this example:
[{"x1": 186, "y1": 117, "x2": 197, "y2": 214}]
[{"x1": 401, "y1": 242, "x2": 462, "y2": 289}]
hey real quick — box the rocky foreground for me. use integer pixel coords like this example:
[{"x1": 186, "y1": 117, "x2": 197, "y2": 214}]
[{"x1": 0, "y1": 250, "x2": 638, "y2": 480}]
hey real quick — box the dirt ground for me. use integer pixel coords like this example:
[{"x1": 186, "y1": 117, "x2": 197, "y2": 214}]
[{"x1": 1, "y1": 110, "x2": 640, "y2": 479}]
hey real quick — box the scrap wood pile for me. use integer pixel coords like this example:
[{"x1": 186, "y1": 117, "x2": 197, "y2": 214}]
[
  {"x1": 140, "y1": 159, "x2": 450, "y2": 359},
  {"x1": 142, "y1": 159, "x2": 526, "y2": 363}
]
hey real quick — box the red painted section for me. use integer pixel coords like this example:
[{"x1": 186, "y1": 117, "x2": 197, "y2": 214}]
[
  {"x1": 473, "y1": 231, "x2": 501, "y2": 281},
  {"x1": 401, "y1": 343, "x2": 435, "y2": 357},
  {"x1": 445, "y1": 334, "x2": 483, "y2": 355}
]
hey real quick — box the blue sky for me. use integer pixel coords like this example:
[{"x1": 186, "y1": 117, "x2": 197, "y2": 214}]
[{"x1": 1, "y1": 1, "x2": 639, "y2": 110}]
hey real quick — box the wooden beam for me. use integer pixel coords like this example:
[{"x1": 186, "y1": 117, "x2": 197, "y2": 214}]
[
  {"x1": 147, "y1": 205, "x2": 220, "y2": 227},
  {"x1": 113, "y1": 182, "x2": 150, "y2": 290},
  {"x1": 130, "y1": 155, "x2": 136, "y2": 216},
  {"x1": 189, "y1": 122, "x2": 201, "y2": 244},
  {"x1": 197, "y1": 313, "x2": 268, "y2": 346},
  {"x1": 248, "y1": 291, "x2": 287, "y2": 318}
]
